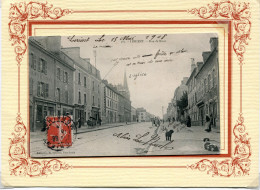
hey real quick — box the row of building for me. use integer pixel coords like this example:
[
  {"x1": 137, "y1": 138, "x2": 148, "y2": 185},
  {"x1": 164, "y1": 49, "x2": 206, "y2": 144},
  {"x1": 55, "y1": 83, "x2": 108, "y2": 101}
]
[
  {"x1": 29, "y1": 36, "x2": 132, "y2": 132},
  {"x1": 135, "y1": 107, "x2": 155, "y2": 122},
  {"x1": 165, "y1": 37, "x2": 220, "y2": 129}
]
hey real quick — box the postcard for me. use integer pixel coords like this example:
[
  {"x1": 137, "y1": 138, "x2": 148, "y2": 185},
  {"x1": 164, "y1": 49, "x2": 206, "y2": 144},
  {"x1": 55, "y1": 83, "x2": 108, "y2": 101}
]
[
  {"x1": 1, "y1": 0, "x2": 259, "y2": 188},
  {"x1": 29, "y1": 33, "x2": 220, "y2": 157}
]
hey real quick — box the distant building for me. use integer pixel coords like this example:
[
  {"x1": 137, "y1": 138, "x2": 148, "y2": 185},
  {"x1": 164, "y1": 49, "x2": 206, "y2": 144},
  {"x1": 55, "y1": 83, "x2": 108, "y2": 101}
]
[
  {"x1": 116, "y1": 71, "x2": 131, "y2": 123},
  {"x1": 136, "y1": 108, "x2": 147, "y2": 122},
  {"x1": 131, "y1": 106, "x2": 137, "y2": 122},
  {"x1": 186, "y1": 59, "x2": 203, "y2": 126},
  {"x1": 166, "y1": 77, "x2": 188, "y2": 121},
  {"x1": 136, "y1": 107, "x2": 154, "y2": 122},
  {"x1": 103, "y1": 80, "x2": 120, "y2": 123}
]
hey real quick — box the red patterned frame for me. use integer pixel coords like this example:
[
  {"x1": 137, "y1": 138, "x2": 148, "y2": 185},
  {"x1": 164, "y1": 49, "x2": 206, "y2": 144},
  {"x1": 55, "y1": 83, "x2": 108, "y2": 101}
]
[{"x1": 8, "y1": 1, "x2": 251, "y2": 178}]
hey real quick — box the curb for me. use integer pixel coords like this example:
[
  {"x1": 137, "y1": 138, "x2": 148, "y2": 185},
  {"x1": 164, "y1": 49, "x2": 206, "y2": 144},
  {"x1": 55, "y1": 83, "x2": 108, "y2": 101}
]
[{"x1": 76, "y1": 122, "x2": 135, "y2": 134}]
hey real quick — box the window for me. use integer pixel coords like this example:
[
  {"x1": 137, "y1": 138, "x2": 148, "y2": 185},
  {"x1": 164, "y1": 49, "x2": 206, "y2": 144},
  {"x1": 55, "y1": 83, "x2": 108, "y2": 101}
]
[
  {"x1": 78, "y1": 72, "x2": 81, "y2": 85},
  {"x1": 98, "y1": 98, "x2": 100, "y2": 107},
  {"x1": 56, "y1": 88, "x2": 60, "y2": 102},
  {"x1": 208, "y1": 74, "x2": 211, "y2": 90},
  {"x1": 92, "y1": 81, "x2": 94, "y2": 91},
  {"x1": 29, "y1": 78, "x2": 33, "y2": 95},
  {"x1": 45, "y1": 83, "x2": 49, "y2": 98},
  {"x1": 65, "y1": 91, "x2": 69, "y2": 104},
  {"x1": 38, "y1": 58, "x2": 42, "y2": 72},
  {"x1": 38, "y1": 58, "x2": 47, "y2": 74},
  {"x1": 92, "y1": 96, "x2": 95, "y2": 106},
  {"x1": 84, "y1": 77, "x2": 86, "y2": 87},
  {"x1": 30, "y1": 53, "x2": 36, "y2": 70},
  {"x1": 64, "y1": 72, "x2": 68, "y2": 83},
  {"x1": 204, "y1": 78, "x2": 207, "y2": 93},
  {"x1": 212, "y1": 69, "x2": 216, "y2": 87},
  {"x1": 43, "y1": 60, "x2": 47, "y2": 74},
  {"x1": 84, "y1": 94, "x2": 86, "y2": 104},
  {"x1": 98, "y1": 84, "x2": 100, "y2": 94},
  {"x1": 78, "y1": 91, "x2": 81, "y2": 104},
  {"x1": 37, "y1": 82, "x2": 41, "y2": 96},
  {"x1": 37, "y1": 82, "x2": 48, "y2": 98},
  {"x1": 57, "y1": 68, "x2": 61, "y2": 80}
]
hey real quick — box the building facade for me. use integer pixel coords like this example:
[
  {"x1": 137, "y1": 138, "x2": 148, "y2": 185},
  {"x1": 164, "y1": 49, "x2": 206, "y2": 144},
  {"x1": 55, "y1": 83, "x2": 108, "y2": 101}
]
[
  {"x1": 61, "y1": 47, "x2": 103, "y2": 125},
  {"x1": 166, "y1": 77, "x2": 188, "y2": 122},
  {"x1": 195, "y1": 37, "x2": 219, "y2": 128},
  {"x1": 136, "y1": 108, "x2": 147, "y2": 122},
  {"x1": 136, "y1": 107, "x2": 154, "y2": 122},
  {"x1": 103, "y1": 80, "x2": 120, "y2": 123},
  {"x1": 131, "y1": 106, "x2": 137, "y2": 122},
  {"x1": 186, "y1": 59, "x2": 203, "y2": 126},
  {"x1": 116, "y1": 71, "x2": 131, "y2": 123},
  {"x1": 29, "y1": 37, "x2": 75, "y2": 132}
]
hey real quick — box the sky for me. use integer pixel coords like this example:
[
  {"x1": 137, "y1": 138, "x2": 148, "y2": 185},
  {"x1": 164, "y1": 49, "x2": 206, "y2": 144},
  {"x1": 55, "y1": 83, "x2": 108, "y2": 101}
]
[{"x1": 61, "y1": 33, "x2": 217, "y2": 118}]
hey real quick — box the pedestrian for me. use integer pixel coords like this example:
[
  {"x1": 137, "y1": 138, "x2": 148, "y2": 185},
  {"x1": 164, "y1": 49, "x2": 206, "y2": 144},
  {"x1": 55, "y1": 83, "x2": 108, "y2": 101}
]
[
  {"x1": 157, "y1": 118, "x2": 161, "y2": 127},
  {"x1": 210, "y1": 114, "x2": 214, "y2": 127},
  {"x1": 41, "y1": 117, "x2": 47, "y2": 132},
  {"x1": 205, "y1": 115, "x2": 211, "y2": 132},
  {"x1": 186, "y1": 116, "x2": 191, "y2": 127},
  {"x1": 78, "y1": 117, "x2": 81, "y2": 128}
]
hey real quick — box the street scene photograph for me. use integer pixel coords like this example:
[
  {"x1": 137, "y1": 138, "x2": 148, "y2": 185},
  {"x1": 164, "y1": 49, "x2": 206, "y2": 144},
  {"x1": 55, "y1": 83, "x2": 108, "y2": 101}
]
[{"x1": 29, "y1": 33, "x2": 220, "y2": 157}]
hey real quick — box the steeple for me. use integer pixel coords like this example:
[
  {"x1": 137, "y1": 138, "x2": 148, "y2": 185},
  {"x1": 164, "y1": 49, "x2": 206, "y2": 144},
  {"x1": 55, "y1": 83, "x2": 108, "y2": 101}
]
[{"x1": 123, "y1": 70, "x2": 129, "y2": 91}]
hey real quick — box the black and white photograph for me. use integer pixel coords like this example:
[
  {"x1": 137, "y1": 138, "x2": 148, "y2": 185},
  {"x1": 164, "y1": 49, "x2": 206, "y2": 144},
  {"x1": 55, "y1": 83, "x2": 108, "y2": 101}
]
[{"x1": 29, "y1": 33, "x2": 220, "y2": 157}]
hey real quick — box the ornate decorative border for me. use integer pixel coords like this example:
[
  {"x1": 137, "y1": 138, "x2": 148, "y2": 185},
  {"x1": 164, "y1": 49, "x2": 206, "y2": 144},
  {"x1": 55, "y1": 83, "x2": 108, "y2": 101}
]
[
  {"x1": 188, "y1": 0, "x2": 251, "y2": 65},
  {"x1": 8, "y1": 0, "x2": 252, "y2": 178},
  {"x1": 188, "y1": 0, "x2": 251, "y2": 177},
  {"x1": 8, "y1": 2, "x2": 72, "y2": 177}
]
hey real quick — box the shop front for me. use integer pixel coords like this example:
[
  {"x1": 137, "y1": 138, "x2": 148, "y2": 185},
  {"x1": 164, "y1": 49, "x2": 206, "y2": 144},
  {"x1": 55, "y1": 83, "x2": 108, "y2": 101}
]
[
  {"x1": 91, "y1": 106, "x2": 101, "y2": 125},
  {"x1": 74, "y1": 104, "x2": 85, "y2": 122},
  {"x1": 32, "y1": 98, "x2": 55, "y2": 132}
]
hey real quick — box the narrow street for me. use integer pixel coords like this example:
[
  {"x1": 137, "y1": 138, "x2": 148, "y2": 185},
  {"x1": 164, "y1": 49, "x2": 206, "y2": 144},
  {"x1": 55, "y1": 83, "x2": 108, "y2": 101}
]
[{"x1": 30, "y1": 121, "x2": 220, "y2": 157}]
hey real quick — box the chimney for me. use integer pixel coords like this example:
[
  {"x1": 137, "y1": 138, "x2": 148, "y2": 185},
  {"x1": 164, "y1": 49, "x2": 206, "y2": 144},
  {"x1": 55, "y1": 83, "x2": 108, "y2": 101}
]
[
  {"x1": 46, "y1": 36, "x2": 61, "y2": 54},
  {"x1": 197, "y1": 62, "x2": 203, "y2": 70},
  {"x1": 62, "y1": 47, "x2": 81, "y2": 59},
  {"x1": 210, "y1": 37, "x2": 218, "y2": 51},
  {"x1": 190, "y1": 58, "x2": 196, "y2": 73},
  {"x1": 202, "y1": 51, "x2": 211, "y2": 63},
  {"x1": 83, "y1": 58, "x2": 90, "y2": 63}
]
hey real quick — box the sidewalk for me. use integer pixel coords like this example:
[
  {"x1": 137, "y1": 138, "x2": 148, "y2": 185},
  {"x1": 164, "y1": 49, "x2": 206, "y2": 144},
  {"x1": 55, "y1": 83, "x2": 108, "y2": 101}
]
[
  {"x1": 146, "y1": 122, "x2": 221, "y2": 155},
  {"x1": 76, "y1": 122, "x2": 136, "y2": 134},
  {"x1": 30, "y1": 122, "x2": 137, "y2": 143}
]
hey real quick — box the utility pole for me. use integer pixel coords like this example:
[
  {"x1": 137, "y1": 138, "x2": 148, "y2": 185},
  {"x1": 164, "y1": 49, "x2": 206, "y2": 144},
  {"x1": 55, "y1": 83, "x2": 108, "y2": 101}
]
[
  {"x1": 93, "y1": 50, "x2": 97, "y2": 77},
  {"x1": 94, "y1": 50, "x2": 97, "y2": 68},
  {"x1": 162, "y1": 106, "x2": 164, "y2": 120}
]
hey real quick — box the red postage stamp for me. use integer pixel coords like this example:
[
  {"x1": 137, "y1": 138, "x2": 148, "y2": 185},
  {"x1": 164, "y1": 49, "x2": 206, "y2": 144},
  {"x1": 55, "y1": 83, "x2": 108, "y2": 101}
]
[{"x1": 46, "y1": 116, "x2": 73, "y2": 150}]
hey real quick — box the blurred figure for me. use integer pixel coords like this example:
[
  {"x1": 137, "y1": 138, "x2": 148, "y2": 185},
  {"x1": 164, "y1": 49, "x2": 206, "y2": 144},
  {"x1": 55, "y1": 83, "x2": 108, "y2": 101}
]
[
  {"x1": 205, "y1": 115, "x2": 211, "y2": 132},
  {"x1": 186, "y1": 115, "x2": 191, "y2": 127}
]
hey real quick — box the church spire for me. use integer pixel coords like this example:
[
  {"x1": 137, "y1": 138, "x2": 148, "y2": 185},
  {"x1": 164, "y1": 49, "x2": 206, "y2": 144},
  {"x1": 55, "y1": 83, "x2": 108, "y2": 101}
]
[{"x1": 123, "y1": 70, "x2": 129, "y2": 90}]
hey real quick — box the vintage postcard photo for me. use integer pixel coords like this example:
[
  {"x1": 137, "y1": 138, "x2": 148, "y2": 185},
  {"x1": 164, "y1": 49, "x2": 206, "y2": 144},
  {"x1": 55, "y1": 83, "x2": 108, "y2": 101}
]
[{"x1": 29, "y1": 33, "x2": 220, "y2": 157}]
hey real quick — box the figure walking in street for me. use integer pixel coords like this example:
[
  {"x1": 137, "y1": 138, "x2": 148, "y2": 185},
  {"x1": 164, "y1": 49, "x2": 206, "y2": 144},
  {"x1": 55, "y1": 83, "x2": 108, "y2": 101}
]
[
  {"x1": 186, "y1": 115, "x2": 191, "y2": 127},
  {"x1": 41, "y1": 117, "x2": 47, "y2": 132},
  {"x1": 156, "y1": 118, "x2": 161, "y2": 127},
  {"x1": 210, "y1": 114, "x2": 214, "y2": 128},
  {"x1": 205, "y1": 115, "x2": 211, "y2": 132},
  {"x1": 78, "y1": 117, "x2": 81, "y2": 128}
]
